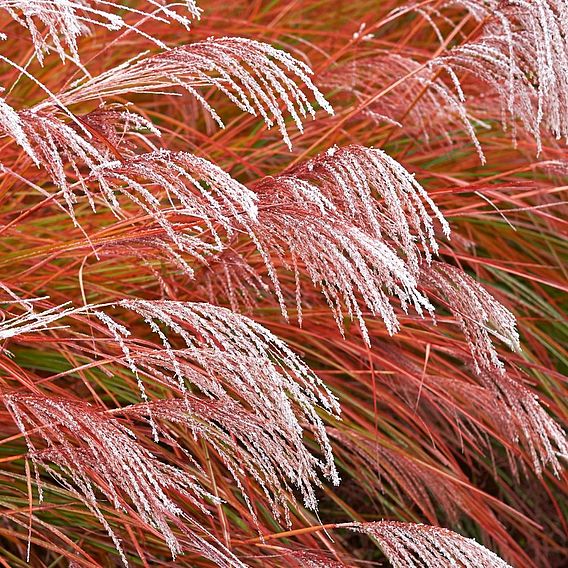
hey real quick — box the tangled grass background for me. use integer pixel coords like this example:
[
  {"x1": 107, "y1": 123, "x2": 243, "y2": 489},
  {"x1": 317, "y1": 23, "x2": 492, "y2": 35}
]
[{"x1": 0, "y1": 1, "x2": 566, "y2": 566}]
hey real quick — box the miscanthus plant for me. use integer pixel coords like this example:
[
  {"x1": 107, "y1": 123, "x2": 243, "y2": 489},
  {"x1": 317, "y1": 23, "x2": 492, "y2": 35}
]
[{"x1": 0, "y1": 1, "x2": 566, "y2": 566}]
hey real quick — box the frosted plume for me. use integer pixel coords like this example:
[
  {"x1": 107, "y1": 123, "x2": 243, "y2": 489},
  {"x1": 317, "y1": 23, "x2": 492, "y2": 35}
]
[
  {"x1": 242, "y1": 145, "x2": 448, "y2": 340},
  {"x1": 423, "y1": 263, "x2": 519, "y2": 375},
  {"x1": 1, "y1": 105, "x2": 258, "y2": 248},
  {"x1": 423, "y1": 262, "x2": 567, "y2": 475},
  {"x1": 251, "y1": 206, "x2": 435, "y2": 342},
  {"x1": 92, "y1": 150, "x2": 258, "y2": 251},
  {"x1": 436, "y1": 0, "x2": 568, "y2": 152},
  {"x1": 0, "y1": 286, "x2": 80, "y2": 341},
  {"x1": 348, "y1": 521, "x2": 512, "y2": 568},
  {"x1": 96, "y1": 300, "x2": 340, "y2": 510},
  {"x1": 4, "y1": 394, "x2": 244, "y2": 568},
  {"x1": 0, "y1": 1, "x2": 201, "y2": 63},
  {"x1": 0, "y1": 95, "x2": 38, "y2": 164},
  {"x1": 55, "y1": 37, "x2": 334, "y2": 149},
  {"x1": 127, "y1": 394, "x2": 333, "y2": 522},
  {"x1": 284, "y1": 145, "x2": 451, "y2": 266},
  {"x1": 323, "y1": 55, "x2": 485, "y2": 161}
]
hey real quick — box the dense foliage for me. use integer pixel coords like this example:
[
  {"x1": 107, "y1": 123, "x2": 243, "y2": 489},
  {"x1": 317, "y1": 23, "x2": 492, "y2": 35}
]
[{"x1": 0, "y1": 1, "x2": 566, "y2": 566}]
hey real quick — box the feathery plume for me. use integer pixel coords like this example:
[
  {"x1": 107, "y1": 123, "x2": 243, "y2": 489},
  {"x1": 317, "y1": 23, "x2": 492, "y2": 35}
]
[
  {"x1": 251, "y1": 201, "x2": 435, "y2": 341},
  {"x1": 53, "y1": 37, "x2": 334, "y2": 149},
  {"x1": 0, "y1": 286, "x2": 78, "y2": 341},
  {"x1": 323, "y1": 55, "x2": 486, "y2": 161},
  {"x1": 91, "y1": 150, "x2": 258, "y2": 249},
  {"x1": 237, "y1": 144, "x2": 448, "y2": 340},
  {"x1": 1, "y1": 105, "x2": 258, "y2": 242},
  {"x1": 0, "y1": 94, "x2": 38, "y2": 163},
  {"x1": 96, "y1": 300, "x2": 341, "y2": 509},
  {"x1": 423, "y1": 263, "x2": 567, "y2": 475},
  {"x1": 435, "y1": 0, "x2": 568, "y2": 152},
  {"x1": 3, "y1": 393, "x2": 245, "y2": 567},
  {"x1": 0, "y1": 1, "x2": 201, "y2": 63},
  {"x1": 423, "y1": 262, "x2": 519, "y2": 374},
  {"x1": 479, "y1": 373, "x2": 568, "y2": 477},
  {"x1": 126, "y1": 394, "x2": 333, "y2": 523},
  {"x1": 348, "y1": 520, "x2": 512, "y2": 568},
  {"x1": 282, "y1": 145, "x2": 451, "y2": 265}
]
